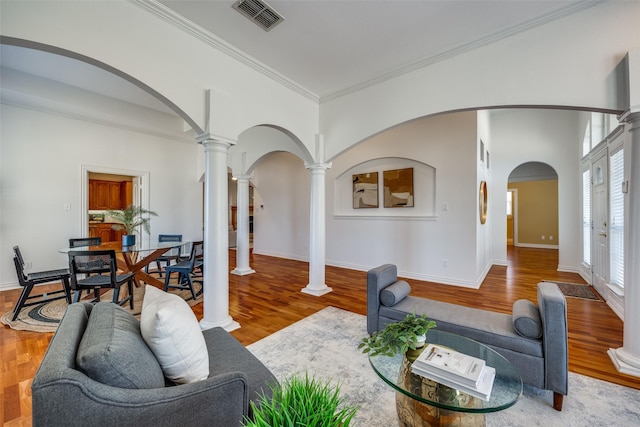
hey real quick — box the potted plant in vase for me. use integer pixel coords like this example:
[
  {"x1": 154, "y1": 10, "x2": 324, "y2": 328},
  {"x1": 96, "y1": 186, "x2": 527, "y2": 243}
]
[
  {"x1": 106, "y1": 204, "x2": 158, "y2": 246},
  {"x1": 243, "y1": 373, "x2": 358, "y2": 427},
  {"x1": 358, "y1": 312, "x2": 437, "y2": 361}
]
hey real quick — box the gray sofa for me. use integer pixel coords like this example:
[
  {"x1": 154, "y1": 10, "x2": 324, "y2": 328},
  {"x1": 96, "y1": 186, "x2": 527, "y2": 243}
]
[
  {"x1": 32, "y1": 302, "x2": 277, "y2": 426},
  {"x1": 367, "y1": 264, "x2": 568, "y2": 411}
]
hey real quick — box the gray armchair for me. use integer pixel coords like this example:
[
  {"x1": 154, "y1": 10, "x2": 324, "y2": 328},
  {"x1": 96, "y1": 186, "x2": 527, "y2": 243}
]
[{"x1": 32, "y1": 302, "x2": 276, "y2": 426}]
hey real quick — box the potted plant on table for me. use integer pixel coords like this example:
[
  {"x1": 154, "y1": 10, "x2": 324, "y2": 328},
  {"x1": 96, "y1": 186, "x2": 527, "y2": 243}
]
[
  {"x1": 359, "y1": 313, "x2": 437, "y2": 360},
  {"x1": 106, "y1": 204, "x2": 158, "y2": 246},
  {"x1": 244, "y1": 373, "x2": 358, "y2": 427}
]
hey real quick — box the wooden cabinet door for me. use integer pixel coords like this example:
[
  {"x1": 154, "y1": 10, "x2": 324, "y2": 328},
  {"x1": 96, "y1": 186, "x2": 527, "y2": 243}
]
[
  {"x1": 88, "y1": 181, "x2": 96, "y2": 210},
  {"x1": 122, "y1": 181, "x2": 133, "y2": 208},
  {"x1": 94, "y1": 181, "x2": 110, "y2": 209},
  {"x1": 108, "y1": 182, "x2": 123, "y2": 209}
]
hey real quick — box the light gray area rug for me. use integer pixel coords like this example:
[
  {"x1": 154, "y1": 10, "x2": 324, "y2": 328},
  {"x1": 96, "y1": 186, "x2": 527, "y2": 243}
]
[{"x1": 247, "y1": 306, "x2": 640, "y2": 427}]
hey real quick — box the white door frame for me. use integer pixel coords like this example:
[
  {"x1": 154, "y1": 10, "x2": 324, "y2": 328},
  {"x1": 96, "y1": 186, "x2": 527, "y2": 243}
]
[
  {"x1": 80, "y1": 165, "x2": 150, "y2": 239},
  {"x1": 591, "y1": 149, "x2": 608, "y2": 296}
]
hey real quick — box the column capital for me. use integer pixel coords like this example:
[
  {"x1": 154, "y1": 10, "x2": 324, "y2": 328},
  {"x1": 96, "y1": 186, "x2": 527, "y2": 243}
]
[
  {"x1": 232, "y1": 174, "x2": 253, "y2": 182},
  {"x1": 619, "y1": 109, "x2": 640, "y2": 127},
  {"x1": 305, "y1": 162, "x2": 332, "y2": 171},
  {"x1": 196, "y1": 132, "x2": 237, "y2": 146}
]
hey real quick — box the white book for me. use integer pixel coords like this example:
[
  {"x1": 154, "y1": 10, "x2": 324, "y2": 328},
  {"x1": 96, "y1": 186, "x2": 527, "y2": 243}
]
[
  {"x1": 412, "y1": 344, "x2": 486, "y2": 387},
  {"x1": 411, "y1": 364, "x2": 497, "y2": 401}
]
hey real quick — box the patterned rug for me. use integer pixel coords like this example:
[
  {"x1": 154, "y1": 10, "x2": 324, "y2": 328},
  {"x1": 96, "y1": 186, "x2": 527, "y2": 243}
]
[
  {"x1": 1, "y1": 281, "x2": 202, "y2": 333},
  {"x1": 542, "y1": 281, "x2": 602, "y2": 301},
  {"x1": 247, "y1": 307, "x2": 640, "y2": 426}
]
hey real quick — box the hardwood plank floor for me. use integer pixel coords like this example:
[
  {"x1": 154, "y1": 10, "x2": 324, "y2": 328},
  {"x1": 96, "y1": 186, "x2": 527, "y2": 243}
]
[{"x1": 1, "y1": 246, "x2": 637, "y2": 425}]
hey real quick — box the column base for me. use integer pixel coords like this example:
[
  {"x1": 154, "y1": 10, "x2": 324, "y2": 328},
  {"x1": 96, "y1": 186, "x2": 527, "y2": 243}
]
[
  {"x1": 301, "y1": 285, "x2": 333, "y2": 296},
  {"x1": 231, "y1": 267, "x2": 256, "y2": 276},
  {"x1": 608, "y1": 348, "x2": 640, "y2": 377},
  {"x1": 200, "y1": 316, "x2": 240, "y2": 332}
]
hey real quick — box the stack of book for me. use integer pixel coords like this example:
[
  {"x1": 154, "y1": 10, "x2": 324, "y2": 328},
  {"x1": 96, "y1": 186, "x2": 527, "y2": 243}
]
[{"x1": 410, "y1": 343, "x2": 496, "y2": 401}]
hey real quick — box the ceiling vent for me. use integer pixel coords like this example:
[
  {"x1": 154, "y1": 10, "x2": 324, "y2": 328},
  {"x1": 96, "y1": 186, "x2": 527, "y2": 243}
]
[{"x1": 232, "y1": 0, "x2": 284, "y2": 32}]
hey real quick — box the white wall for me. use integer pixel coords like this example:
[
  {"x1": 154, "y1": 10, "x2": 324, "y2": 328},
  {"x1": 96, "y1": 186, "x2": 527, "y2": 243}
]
[
  {"x1": 489, "y1": 109, "x2": 581, "y2": 271},
  {"x1": 325, "y1": 112, "x2": 480, "y2": 287},
  {"x1": 0, "y1": 104, "x2": 204, "y2": 288},
  {"x1": 320, "y1": 1, "x2": 640, "y2": 161},
  {"x1": 251, "y1": 152, "x2": 311, "y2": 260}
]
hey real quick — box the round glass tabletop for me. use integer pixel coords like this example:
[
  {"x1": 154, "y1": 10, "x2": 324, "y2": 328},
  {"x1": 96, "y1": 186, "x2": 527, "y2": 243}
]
[{"x1": 369, "y1": 329, "x2": 522, "y2": 414}]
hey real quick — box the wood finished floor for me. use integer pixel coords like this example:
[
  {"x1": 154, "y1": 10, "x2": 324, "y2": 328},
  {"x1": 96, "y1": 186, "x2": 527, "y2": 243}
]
[{"x1": 1, "y1": 246, "x2": 638, "y2": 425}]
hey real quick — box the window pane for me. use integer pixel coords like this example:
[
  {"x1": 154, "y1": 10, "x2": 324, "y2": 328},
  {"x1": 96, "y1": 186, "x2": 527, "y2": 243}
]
[{"x1": 610, "y1": 149, "x2": 624, "y2": 288}]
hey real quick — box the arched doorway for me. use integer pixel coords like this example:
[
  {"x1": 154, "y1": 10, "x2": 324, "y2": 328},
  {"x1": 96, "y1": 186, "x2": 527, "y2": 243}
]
[{"x1": 507, "y1": 162, "x2": 558, "y2": 248}]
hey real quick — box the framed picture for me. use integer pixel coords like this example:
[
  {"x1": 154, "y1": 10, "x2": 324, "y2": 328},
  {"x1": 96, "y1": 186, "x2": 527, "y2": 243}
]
[
  {"x1": 383, "y1": 168, "x2": 414, "y2": 208},
  {"x1": 353, "y1": 172, "x2": 379, "y2": 208}
]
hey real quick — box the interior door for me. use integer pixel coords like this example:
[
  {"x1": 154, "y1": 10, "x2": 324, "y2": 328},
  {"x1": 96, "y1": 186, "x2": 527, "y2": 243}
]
[{"x1": 591, "y1": 151, "x2": 608, "y2": 295}]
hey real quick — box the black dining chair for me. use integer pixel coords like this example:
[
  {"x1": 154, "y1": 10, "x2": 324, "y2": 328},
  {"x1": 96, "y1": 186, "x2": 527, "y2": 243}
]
[
  {"x1": 164, "y1": 241, "x2": 203, "y2": 300},
  {"x1": 69, "y1": 237, "x2": 102, "y2": 248},
  {"x1": 67, "y1": 250, "x2": 134, "y2": 308},
  {"x1": 11, "y1": 246, "x2": 72, "y2": 321},
  {"x1": 144, "y1": 234, "x2": 183, "y2": 277}
]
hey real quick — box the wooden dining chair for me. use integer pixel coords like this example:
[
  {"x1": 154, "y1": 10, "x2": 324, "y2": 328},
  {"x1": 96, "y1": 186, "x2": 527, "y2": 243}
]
[
  {"x1": 67, "y1": 250, "x2": 134, "y2": 308},
  {"x1": 11, "y1": 246, "x2": 72, "y2": 321},
  {"x1": 164, "y1": 241, "x2": 203, "y2": 300}
]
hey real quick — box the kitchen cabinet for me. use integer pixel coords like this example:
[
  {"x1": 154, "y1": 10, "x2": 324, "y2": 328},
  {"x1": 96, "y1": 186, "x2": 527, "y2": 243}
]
[
  {"x1": 89, "y1": 180, "x2": 132, "y2": 210},
  {"x1": 89, "y1": 223, "x2": 125, "y2": 243}
]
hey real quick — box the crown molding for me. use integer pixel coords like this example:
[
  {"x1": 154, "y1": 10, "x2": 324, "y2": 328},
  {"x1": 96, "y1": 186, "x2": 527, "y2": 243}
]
[
  {"x1": 321, "y1": 0, "x2": 604, "y2": 103},
  {"x1": 130, "y1": 0, "x2": 319, "y2": 103},
  {"x1": 132, "y1": 0, "x2": 602, "y2": 105}
]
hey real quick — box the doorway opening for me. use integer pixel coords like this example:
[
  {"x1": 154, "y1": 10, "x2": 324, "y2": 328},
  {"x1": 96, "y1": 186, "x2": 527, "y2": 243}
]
[
  {"x1": 507, "y1": 162, "x2": 558, "y2": 249},
  {"x1": 80, "y1": 165, "x2": 150, "y2": 241}
]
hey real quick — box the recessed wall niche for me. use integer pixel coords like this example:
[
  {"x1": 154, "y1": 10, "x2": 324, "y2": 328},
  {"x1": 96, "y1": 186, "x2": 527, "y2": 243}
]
[{"x1": 335, "y1": 158, "x2": 436, "y2": 217}]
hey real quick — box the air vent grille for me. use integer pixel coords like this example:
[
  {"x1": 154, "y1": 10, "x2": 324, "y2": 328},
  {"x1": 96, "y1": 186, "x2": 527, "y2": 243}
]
[{"x1": 232, "y1": 0, "x2": 284, "y2": 32}]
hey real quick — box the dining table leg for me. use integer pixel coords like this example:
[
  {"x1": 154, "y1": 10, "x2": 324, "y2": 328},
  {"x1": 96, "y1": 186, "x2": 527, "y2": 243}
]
[{"x1": 115, "y1": 248, "x2": 173, "y2": 289}]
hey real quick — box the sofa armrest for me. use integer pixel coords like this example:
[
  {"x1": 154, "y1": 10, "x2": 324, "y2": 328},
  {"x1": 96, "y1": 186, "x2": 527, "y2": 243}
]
[
  {"x1": 32, "y1": 369, "x2": 248, "y2": 427},
  {"x1": 367, "y1": 264, "x2": 398, "y2": 334},
  {"x1": 537, "y1": 281, "x2": 568, "y2": 396}
]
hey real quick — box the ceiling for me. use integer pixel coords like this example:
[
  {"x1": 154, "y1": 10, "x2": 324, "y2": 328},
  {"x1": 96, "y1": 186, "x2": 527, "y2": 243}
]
[{"x1": 0, "y1": 0, "x2": 600, "y2": 112}]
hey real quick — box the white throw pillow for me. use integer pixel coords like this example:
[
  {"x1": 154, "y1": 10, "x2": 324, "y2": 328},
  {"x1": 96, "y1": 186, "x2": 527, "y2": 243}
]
[{"x1": 140, "y1": 285, "x2": 209, "y2": 384}]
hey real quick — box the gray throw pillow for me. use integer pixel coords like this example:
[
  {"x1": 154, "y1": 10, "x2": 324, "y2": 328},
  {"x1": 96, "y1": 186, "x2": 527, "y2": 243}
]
[
  {"x1": 380, "y1": 280, "x2": 411, "y2": 306},
  {"x1": 76, "y1": 302, "x2": 165, "y2": 389},
  {"x1": 512, "y1": 299, "x2": 543, "y2": 339}
]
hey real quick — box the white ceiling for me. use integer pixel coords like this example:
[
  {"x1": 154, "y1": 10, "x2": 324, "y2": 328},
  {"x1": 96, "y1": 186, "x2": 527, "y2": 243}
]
[
  {"x1": 0, "y1": 0, "x2": 600, "y2": 111},
  {"x1": 155, "y1": 0, "x2": 598, "y2": 99}
]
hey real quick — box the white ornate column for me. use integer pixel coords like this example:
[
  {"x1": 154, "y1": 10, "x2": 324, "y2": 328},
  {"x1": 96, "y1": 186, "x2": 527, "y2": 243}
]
[
  {"x1": 609, "y1": 111, "x2": 640, "y2": 376},
  {"x1": 198, "y1": 135, "x2": 239, "y2": 331},
  {"x1": 301, "y1": 163, "x2": 332, "y2": 296},
  {"x1": 231, "y1": 175, "x2": 255, "y2": 276}
]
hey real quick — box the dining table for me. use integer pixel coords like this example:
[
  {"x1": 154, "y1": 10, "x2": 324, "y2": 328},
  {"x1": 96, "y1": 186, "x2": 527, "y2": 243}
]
[{"x1": 59, "y1": 240, "x2": 189, "y2": 289}]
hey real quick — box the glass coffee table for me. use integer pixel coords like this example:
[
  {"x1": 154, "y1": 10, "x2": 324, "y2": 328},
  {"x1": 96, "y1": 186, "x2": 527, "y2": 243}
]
[{"x1": 369, "y1": 329, "x2": 522, "y2": 426}]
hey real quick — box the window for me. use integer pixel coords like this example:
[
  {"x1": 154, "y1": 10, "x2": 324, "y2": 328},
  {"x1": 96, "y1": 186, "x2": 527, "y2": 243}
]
[
  {"x1": 582, "y1": 169, "x2": 591, "y2": 265},
  {"x1": 582, "y1": 119, "x2": 591, "y2": 157},
  {"x1": 506, "y1": 190, "x2": 513, "y2": 217},
  {"x1": 609, "y1": 148, "x2": 624, "y2": 288}
]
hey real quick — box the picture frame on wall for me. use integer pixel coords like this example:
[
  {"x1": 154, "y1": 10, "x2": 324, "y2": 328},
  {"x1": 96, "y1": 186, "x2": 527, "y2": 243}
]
[
  {"x1": 353, "y1": 172, "x2": 379, "y2": 208},
  {"x1": 383, "y1": 168, "x2": 414, "y2": 208}
]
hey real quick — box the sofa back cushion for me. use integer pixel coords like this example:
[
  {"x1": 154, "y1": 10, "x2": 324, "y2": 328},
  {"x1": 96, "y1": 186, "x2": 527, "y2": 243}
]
[{"x1": 76, "y1": 302, "x2": 165, "y2": 389}]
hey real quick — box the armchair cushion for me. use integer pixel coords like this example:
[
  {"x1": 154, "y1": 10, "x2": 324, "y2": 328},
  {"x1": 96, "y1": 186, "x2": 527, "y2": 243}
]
[
  {"x1": 140, "y1": 285, "x2": 209, "y2": 384},
  {"x1": 76, "y1": 302, "x2": 165, "y2": 389},
  {"x1": 380, "y1": 280, "x2": 411, "y2": 306},
  {"x1": 512, "y1": 299, "x2": 543, "y2": 339}
]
